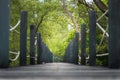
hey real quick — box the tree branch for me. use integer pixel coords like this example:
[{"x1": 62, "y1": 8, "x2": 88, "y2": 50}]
[
  {"x1": 62, "y1": 0, "x2": 79, "y2": 33},
  {"x1": 78, "y1": 0, "x2": 108, "y2": 16},
  {"x1": 93, "y1": 0, "x2": 108, "y2": 16},
  {"x1": 78, "y1": 0, "x2": 94, "y2": 10},
  {"x1": 35, "y1": 11, "x2": 48, "y2": 33}
]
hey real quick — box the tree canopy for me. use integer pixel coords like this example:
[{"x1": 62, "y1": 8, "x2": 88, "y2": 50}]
[{"x1": 10, "y1": 0, "x2": 108, "y2": 66}]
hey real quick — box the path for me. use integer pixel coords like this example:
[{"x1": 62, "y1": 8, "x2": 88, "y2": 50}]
[{"x1": 0, "y1": 63, "x2": 120, "y2": 80}]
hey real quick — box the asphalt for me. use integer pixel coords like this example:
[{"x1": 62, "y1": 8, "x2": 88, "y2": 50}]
[{"x1": 0, "y1": 63, "x2": 120, "y2": 80}]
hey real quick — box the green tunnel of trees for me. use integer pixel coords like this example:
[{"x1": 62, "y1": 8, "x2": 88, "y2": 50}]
[{"x1": 10, "y1": 0, "x2": 108, "y2": 66}]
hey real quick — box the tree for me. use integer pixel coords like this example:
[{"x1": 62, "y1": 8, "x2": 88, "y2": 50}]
[{"x1": 78, "y1": 0, "x2": 108, "y2": 16}]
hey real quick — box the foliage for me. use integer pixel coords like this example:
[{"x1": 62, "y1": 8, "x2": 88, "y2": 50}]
[
  {"x1": 9, "y1": 0, "x2": 108, "y2": 66},
  {"x1": 102, "y1": 0, "x2": 108, "y2": 6},
  {"x1": 96, "y1": 56, "x2": 108, "y2": 66}
]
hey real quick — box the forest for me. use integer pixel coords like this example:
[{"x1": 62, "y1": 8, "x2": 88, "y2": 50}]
[{"x1": 9, "y1": 0, "x2": 108, "y2": 66}]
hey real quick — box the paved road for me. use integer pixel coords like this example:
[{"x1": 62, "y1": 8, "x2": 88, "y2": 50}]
[{"x1": 0, "y1": 63, "x2": 120, "y2": 80}]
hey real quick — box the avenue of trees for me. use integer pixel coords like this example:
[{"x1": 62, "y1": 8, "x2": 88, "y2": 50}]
[{"x1": 10, "y1": 0, "x2": 108, "y2": 66}]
